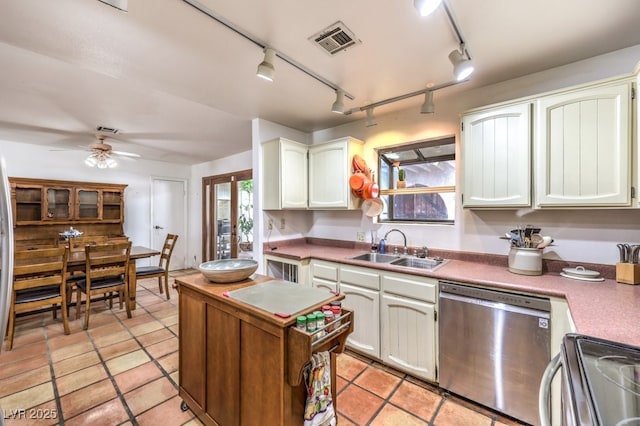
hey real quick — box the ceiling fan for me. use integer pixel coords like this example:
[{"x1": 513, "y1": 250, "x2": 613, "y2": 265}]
[{"x1": 84, "y1": 134, "x2": 140, "y2": 168}]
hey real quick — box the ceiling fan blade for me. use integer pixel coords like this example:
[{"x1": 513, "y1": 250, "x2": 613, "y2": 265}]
[{"x1": 111, "y1": 150, "x2": 141, "y2": 158}]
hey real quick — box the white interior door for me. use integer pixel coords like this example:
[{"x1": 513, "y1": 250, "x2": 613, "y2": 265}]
[{"x1": 151, "y1": 178, "x2": 187, "y2": 270}]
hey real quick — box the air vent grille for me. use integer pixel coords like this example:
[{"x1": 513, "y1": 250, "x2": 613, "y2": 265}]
[
  {"x1": 96, "y1": 126, "x2": 119, "y2": 134},
  {"x1": 309, "y1": 21, "x2": 361, "y2": 55}
]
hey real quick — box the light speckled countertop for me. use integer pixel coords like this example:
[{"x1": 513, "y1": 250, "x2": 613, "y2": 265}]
[{"x1": 264, "y1": 240, "x2": 640, "y2": 347}]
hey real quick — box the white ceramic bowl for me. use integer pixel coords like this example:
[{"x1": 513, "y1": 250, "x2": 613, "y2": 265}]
[{"x1": 199, "y1": 259, "x2": 258, "y2": 283}]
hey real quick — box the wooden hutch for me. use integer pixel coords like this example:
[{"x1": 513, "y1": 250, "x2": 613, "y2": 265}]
[{"x1": 9, "y1": 177, "x2": 128, "y2": 248}]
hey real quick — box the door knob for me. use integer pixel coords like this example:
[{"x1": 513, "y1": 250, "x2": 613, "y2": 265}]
[{"x1": 154, "y1": 225, "x2": 164, "y2": 229}]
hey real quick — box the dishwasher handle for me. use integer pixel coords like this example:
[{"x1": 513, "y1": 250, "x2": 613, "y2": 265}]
[
  {"x1": 439, "y1": 290, "x2": 551, "y2": 318},
  {"x1": 538, "y1": 353, "x2": 562, "y2": 426}
]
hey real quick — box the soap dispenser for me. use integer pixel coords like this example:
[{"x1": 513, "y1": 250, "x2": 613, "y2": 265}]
[{"x1": 378, "y1": 238, "x2": 386, "y2": 254}]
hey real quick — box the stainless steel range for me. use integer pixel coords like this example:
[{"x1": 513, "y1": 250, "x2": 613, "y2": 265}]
[{"x1": 541, "y1": 334, "x2": 640, "y2": 426}]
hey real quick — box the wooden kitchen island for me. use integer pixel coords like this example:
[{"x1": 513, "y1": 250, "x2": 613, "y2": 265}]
[{"x1": 176, "y1": 272, "x2": 353, "y2": 426}]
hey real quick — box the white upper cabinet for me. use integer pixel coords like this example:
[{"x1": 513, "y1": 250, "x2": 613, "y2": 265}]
[
  {"x1": 535, "y1": 80, "x2": 632, "y2": 207},
  {"x1": 308, "y1": 137, "x2": 363, "y2": 209},
  {"x1": 462, "y1": 102, "x2": 532, "y2": 207},
  {"x1": 262, "y1": 138, "x2": 308, "y2": 209}
]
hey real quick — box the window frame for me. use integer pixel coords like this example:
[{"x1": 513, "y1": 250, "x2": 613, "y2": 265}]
[{"x1": 376, "y1": 135, "x2": 456, "y2": 224}]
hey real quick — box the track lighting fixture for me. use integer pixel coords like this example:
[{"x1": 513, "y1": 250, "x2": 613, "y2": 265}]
[
  {"x1": 413, "y1": 0, "x2": 442, "y2": 17},
  {"x1": 331, "y1": 89, "x2": 345, "y2": 114},
  {"x1": 256, "y1": 47, "x2": 276, "y2": 82},
  {"x1": 448, "y1": 44, "x2": 474, "y2": 81},
  {"x1": 365, "y1": 108, "x2": 377, "y2": 127},
  {"x1": 420, "y1": 90, "x2": 435, "y2": 114}
]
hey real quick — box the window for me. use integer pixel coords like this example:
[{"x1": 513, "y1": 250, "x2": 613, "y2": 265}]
[{"x1": 377, "y1": 136, "x2": 455, "y2": 223}]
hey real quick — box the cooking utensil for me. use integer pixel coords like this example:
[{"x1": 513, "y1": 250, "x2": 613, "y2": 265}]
[
  {"x1": 362, "y1": 197, "x2": 384, "y2": 217},
  {"x1": 617, "y1": 243, "x2": 631, "y2": 263},
  {"x1": 349, "y1": 171, "x2": 369, "y2": 191},
  {"x1": 352, "y1": 155, "x2": 367, "y2": 173},
  {"x1": 537, "y1": 236, "x2": 554, "y2": 249}
]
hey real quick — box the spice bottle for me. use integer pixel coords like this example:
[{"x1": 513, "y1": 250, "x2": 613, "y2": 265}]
[
  {"x1": 296, "y1": 316, "x2": 307, "y2": 330},
  {"x1": 306, "y1": 313, "x2": 316, "y2": 333}
]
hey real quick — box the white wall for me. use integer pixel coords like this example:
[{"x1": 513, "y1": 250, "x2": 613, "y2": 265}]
[
  {"x1": 303, "y1": 45, "x2": 640, "y2": 265},
  {"x1": 0, "y1": 139, "x2": 191, "y2": 266}
]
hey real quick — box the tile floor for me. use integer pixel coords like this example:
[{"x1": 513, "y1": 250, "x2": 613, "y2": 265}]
[{"x1": 1, "y1": 270, "x2": 526, "y2": 425}]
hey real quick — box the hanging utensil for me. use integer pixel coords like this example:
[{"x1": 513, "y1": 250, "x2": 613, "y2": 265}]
[{"x1": 617, "y1": 243, "x2": 631, "y2": 263}]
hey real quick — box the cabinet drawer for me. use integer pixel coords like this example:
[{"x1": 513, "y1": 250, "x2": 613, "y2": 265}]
[
  {"x1": 287, "y1": 308, "x2": 354, "y2": 386},
  {"x1": 340, "y1": 265, "x2": 380, "y2": 290},
  {"x1": 381, "y1": 272, "x2": 437, "y2": 303},
  {"x1": 312, "y1": 261, "x2": 338, "y2": 281}
]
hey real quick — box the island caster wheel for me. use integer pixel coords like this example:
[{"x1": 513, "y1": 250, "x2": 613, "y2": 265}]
[{"x1": 180, "y1": 400, "x2": 189, "y2": 412}]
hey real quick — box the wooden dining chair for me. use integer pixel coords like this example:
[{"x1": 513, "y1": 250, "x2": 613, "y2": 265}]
[
  {"x1": 135, "y1": 234, "x2": 178, "y2": 300},
  {"x1": 7, "y1": 247, "x2": 70, "y2": 350},
  {"x1": 75, "y1": 241, "x2": 132, "y2": 330}
]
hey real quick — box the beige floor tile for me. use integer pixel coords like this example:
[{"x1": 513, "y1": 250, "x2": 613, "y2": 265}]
[
  {"x1": 123, "y1": 377, "x2": 178, "y2": 416},
  {"x1": 55, "y1": 364, "x2": 109, "y2": 396},
  {"x1": 434, "y1": 399, "x2": 493, "y2": 426},
  {"x1": 0, "y1": 365, "x2": 51, "y2": 398},
  {"x1": 92, "y1": 329, "x2": 131, "y2": 348},
  {"x1": 136, "y1": 328, "x2": 174, "y2": 347},
  {"x1": 53, "y1": 351, "x2": 101, "y2": 377},
  {"x1": 114, "y1": 361, "x2": 164, "y2": 394},
  {"x1": 128, "y1": 320, "x2": 165, "y2": 337},
  {"x1": 354, "y1": 366, "x2": 402, "y2": 399},
  {"x1": 0, "y1": 381, "x2": 54, "y2": 411},
  {"x1": 98, "y1": 339, "x2": 141, "y2": 361},
  {"x1": 64, "y1": 398, "x2": 129, "y2": 426},
  {"x1": 4, "y1": 399, "x2": 59, "y2": 426},
  {"x1": 0, "y1": 354, "x2": 49, "y2": 381},
  {"x1": 46, "y1": 329, "x2": 90, "y2": 351},
  {"x1": 106, "y1": 349, "x2": 151, "y2": 376},
  {"x1": 59, "y1": 378, "x2": 118, "y2": 419},
  {"x1": 134, "y1": 395, "x2": 194, "y2": 426},
  {"x1": 0, "y1": 341, "x2": 47, "y2": 368},
  {"x1": 50, "y1": 340, "x2": 95, "y2": 363},
  {"x1": 336, "y1": 352, "x2": 369, "y2": 381},
  {"x1": 145, "y1": 336, "x2": 178, "y2": 359},
  {"x1": 370, "y1": 404, "x2": 429, "y2": 426},
  {"x1": 157, "y1": 351, "x2": 179, "y2": 374},
  {"x1": 389, "y1": 381, "x2": 442, "y2": 422}
]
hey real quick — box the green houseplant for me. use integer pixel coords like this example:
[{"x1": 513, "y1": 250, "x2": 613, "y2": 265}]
[
  {"x1": 397, "y1": 168, "x2": 406, "y2": 188},
  {"x1": 238, "y1": 179, "x2": 254, "y2": 251}
]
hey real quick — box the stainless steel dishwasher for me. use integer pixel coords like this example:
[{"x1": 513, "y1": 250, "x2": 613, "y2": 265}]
[{"x1": 438, "y1": 281, "x2": 551, "y2": 426}]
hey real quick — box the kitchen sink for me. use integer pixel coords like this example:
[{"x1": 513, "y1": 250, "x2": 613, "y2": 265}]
[
  {"x1": 389, "y1": 256, "x2": 447, "y2": 271},
  {"x1": 349, "y1": 253, "x2": 400, "y2": 263},
  {"x1": 349, "y1": 252, "x2": 447, "y2": 270}
]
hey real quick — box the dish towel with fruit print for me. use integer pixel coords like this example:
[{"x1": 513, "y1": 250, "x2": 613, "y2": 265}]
[{"x1": 303, "y1": 351, "x2": 336, "y2": 426}]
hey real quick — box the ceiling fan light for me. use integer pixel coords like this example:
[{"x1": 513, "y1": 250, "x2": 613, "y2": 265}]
[
  {"x1": 365, "y1": 108, "x2": 377, "y2": 127},
  {"x1": 85, "y1": 155, "x2": 98, "y2": 167},
  {"x1": 413, "y1": 0, "x2": 442, "y2": 17},
  {"x1": 105, "y1": 157, "x2": 118, "y2": 168},
  {"x1": 331, "y1": 89, "x2": 345, "y2": 114},
  {"x1": 256, "y1": 47, "x2": 276, "y2": 81},
  {"x1": 448, "y1": 47, "x2": 475, "y2": 81},
  {"x1": 420, "y1": 90, "x2": 435, "y2": 114}
]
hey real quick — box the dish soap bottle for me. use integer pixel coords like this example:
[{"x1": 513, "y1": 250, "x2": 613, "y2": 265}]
[{"x1": 379, "y1": 238, "x2": 386, "y2": 254}]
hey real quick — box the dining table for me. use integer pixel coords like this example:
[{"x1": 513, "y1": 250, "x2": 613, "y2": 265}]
[{"x1": 67, "y1": 245, "x2": 161, "y2": 310}]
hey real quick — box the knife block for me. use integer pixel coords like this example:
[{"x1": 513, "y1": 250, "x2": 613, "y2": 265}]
[{"x1": 616, "y1": 263, "x2": 640, "y2": 284}]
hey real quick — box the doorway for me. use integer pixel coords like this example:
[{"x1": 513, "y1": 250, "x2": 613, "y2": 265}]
[
  {"x1": 202, "y1": 169, "x2": 253, "y2": 262},
  {"x1": 151, "y1": 177, "x2": 187, "y2": 270}
]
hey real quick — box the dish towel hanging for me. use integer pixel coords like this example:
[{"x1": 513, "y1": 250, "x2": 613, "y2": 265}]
[{"x1": 303, "y1": 351, "x2": 336, "y2": 426}]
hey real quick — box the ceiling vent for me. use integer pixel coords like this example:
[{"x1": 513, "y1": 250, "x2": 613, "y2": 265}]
[
  {"x1": 309, "y1": 21, "x2": 361, "y2": 55},
  {"x1": 95, "y1": 126, "x2": 119, "y2": 134}
]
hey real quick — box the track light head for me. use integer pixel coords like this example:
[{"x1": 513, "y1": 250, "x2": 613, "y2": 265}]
[
  {"x1": 365, "y1": 108, "x2": 377, "y2": 127},
  {"x1": 413, "y1": 0, "x2": 442, "y2": 17},
  {"x1": 256, "y1": 47, "x2": 276, "y2": 81},
  {"x1": 420, "y1": 90, "x2": 435, "y2": 114},
  {"x1": 448, "y1": 45, "x2": 474, "y2": 81},
  {"x1": 331, "y1": 89, "x2": 345, "y2": 114}
]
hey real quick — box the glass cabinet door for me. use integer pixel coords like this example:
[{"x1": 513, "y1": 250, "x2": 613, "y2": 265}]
[
  {"x1": 44, "y1": 187, "x2": 72, "y2": 220},
  {"x1": 76, "y1": 189, "x2": 100, "y2": 220}
]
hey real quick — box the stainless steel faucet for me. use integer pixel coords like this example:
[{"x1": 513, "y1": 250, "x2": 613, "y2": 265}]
[{"x1": 384, "y1": 228, "x2": 408, "y2": 255}]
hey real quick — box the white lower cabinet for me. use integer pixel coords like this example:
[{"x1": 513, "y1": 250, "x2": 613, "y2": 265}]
[
  {"x1": 340, "y1": 265, "x2": 381, "y2": 359},
  {"x1": 310, "y1": 260, "x2": 339, "y2": 293},
  {"x1": 381, "y1": 272, "x2": 437, "y2": 382}
]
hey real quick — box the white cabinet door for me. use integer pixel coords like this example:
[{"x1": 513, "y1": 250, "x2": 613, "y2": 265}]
[
  {"x1": 310, "y1": 260, "x2": 339, "y2": 293},
  {"x1": 341, "y1": 283, "x2": 380, "y2": 359},
  {"x1": 462, "y1": 103, "x2": 531, "y2": 207},
  {"x1": 308, "y1": 137, "x2": 363, "y2": 209},
  {"x1": 536, "y1": 81, "x2": 631, "y2": 207},
  {"x1": 262, "y1": 138, "x2": 308, "y2": 210},
  {"x1": 381, "y1": 293, "x2": 436, "y2": 381}
]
